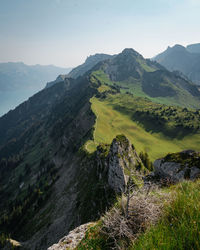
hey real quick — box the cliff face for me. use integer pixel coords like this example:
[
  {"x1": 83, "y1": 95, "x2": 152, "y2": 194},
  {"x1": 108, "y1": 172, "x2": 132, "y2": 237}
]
[
  {"x1": 17, "y1": 135, "x2": 144, "y2": 250},
  {"x1": 106, "y1": 135, "x2": 143, "y2": 193},
  {"x1": 47, "y1": 135, "x2": 145, "y2": 250}
]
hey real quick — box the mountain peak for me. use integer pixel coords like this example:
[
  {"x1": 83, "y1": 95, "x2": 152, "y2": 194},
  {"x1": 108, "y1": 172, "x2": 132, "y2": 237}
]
[
  {"x1": 121, "y1": 48, "x2": 142, "y2": 57},
  {"x1": 85, "y1": 53, "x2": 111, "y2": 64},
  {"x1": 171, "y1": 44, "x2": 186, "y2": 51},
  {"x1": 154, "y1": 43, "x2": 200, "y2": 85}
]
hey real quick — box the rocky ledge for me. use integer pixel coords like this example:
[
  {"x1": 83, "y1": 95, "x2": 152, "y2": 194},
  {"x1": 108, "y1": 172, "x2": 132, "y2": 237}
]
[
  {"x1": 150, "y1": 150, "x2": 200, "y2": 183},
  {"x1": 47, "y1": 222, "x2": 93, "y2": 250}
]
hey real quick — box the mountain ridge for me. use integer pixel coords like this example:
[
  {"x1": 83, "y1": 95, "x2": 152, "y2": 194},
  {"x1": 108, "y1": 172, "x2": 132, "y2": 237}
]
[
  {"x1": 0, "y1": 48, "x2": 200, "y2": 249},
  {"x1": 154, "y1": 43, "x2": 200, "y2": 85}
]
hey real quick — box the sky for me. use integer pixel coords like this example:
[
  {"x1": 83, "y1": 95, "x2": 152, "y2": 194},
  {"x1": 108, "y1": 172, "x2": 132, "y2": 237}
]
[{"x1": 0, "y1": 0, "x2": 200, "y2": 68}]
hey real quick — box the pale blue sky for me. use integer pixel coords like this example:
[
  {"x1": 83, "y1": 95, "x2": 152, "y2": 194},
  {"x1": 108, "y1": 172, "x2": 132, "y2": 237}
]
[{"x1": 0, "y1": 0, "x2": 200, "y2": 67}]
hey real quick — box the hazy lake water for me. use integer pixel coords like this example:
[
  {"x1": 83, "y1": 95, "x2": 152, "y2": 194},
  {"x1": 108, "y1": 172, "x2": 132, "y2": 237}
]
[{"x1": 0, "y1": 89, "x2": 40, "y2": 117}]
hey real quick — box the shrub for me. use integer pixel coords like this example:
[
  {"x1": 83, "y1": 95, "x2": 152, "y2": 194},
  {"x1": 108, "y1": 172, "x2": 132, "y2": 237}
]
[{"x1": 101, "y1": 187, "x2": 165, "y2": 249}]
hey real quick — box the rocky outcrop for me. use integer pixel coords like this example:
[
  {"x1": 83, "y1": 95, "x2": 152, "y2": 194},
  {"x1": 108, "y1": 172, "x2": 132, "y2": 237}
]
[
  {"x1": 151, "y1": 150, "x2": 200, "y2": 182},
  {"x1": 68, "y1": 53, "x2": 112, "y2": 79},
  {"x1": 48, "y1": 135, "x2": 145, "y2": 250},
  {"x1": 107, "y1": 136, "x2": 142, "y2": 192},
  {"x1": 48, "y1": 222, "x2": 93, "y2": 250},
  {"x1": 96, "y1": 135, "x2": 144, "y2": 193},
  {"x1": 45, "y1": 75, "x2": 73, "y2": 88}
]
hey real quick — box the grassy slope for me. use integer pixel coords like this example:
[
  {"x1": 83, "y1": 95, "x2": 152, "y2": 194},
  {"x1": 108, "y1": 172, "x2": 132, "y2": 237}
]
[
  {"x1": 77, "y1": 180, "x2": 200, "y2": 250},
  {"x1": 85, "y1": 94, "x2": 200, "y2": 161},
  {"x1": 119, "y1": 80, "x2": 200, "y2": 108},
  {"x1": 85, "y1": 69, "x2": 200, "y2": 160},
  {"x1": 132, "y1": 180, "x2": 200, "y2": 250},
  {"x1": 93, "y1": 70, "x2": 200, "y2": 109}
]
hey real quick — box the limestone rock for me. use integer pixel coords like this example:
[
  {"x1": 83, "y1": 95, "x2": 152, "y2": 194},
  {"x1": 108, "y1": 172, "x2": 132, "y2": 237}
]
[
  {"x1": 152, "y1": 150, "x2": 200, "y2": 182},
  {"x1": 47, "y1": 222, "x2": 93, "y2": 250},
  {"x1": 96, "y1": 135, "x2": 143, "y2": 193}
]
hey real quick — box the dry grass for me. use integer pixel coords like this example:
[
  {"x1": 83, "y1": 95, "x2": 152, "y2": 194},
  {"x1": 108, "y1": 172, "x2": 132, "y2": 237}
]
[{"x1": 101, "y1": 186, "x2": 169, "y2": 249}]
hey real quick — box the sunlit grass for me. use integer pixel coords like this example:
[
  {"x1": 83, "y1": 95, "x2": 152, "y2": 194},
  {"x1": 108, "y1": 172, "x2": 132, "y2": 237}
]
[{"x1": 84, "y1": 95, "x2": 200, "y2": 161}]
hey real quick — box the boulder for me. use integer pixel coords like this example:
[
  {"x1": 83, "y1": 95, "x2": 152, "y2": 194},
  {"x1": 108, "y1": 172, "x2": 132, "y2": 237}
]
[{"x1": 152, "y1": 150, "x2": 200, "y2": 182}]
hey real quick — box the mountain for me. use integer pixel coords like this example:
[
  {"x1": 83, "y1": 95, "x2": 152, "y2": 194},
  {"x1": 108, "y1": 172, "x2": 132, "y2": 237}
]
[
  {"x1": 45, "y1": 54, "x2": 113, "y2": 89},
  {"x1": 0, "y1": 62, "x2": 71, "y2": 116},
  {"x1": 154, "y1": 43, "x2": 200, "y2": 85},
  {"x1": 47, "y1": 49, "x2": 200, "y2": 109},
  {"x1": 186, "y1": 43, "x2": 200, "y2": 54},
  {"x1": 0, "y1": 48, "x2": 200, "y2": 249},
  {"x1": 68, "y1": 53, "x2": 113, "y2": 79},
  {"x1": 92, "y1": 48, "x2": 200, "y2": 108}
]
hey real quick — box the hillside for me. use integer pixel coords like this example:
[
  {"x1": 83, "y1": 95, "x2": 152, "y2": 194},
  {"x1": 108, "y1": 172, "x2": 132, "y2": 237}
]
[
  {"x1": 0, "y1": 48, "x2": 200, "y2": 249},
  {"x1": 90, "y1": 48, "x2": 200, "y2": 109},
  {"x1": 154, "y1": 43, "x2": 200, "y2": 85},
  {"x1": 0, "y1": 62, "x2": 71, "y2": 116}
]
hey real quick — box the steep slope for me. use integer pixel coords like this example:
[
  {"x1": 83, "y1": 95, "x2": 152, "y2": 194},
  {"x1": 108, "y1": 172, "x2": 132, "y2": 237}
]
[
  {"x1": 0, "y1": 62, "x2": 71, "y2": 116},
  {"x1": 0, "y1": 77, "x2": 77, "y2": 155},
  {"x1": 154, "y1": 44, "x2": 200, "y2": 85},
  {"x1": 0, "y1": 74, "x2": 98, "y2": 249}
]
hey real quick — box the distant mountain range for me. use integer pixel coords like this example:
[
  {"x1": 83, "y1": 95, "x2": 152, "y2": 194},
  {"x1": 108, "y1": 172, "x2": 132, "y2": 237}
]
[
  {"x1": 154, "y1": 43, "x2": 200, "y2": 85},
  {"x1": 0, "y1": 62, "x2": 72, "y2": 116}
]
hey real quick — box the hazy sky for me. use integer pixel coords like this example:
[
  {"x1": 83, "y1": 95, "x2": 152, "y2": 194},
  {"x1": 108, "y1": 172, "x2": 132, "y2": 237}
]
[{"x1": 0, "y1": 0, "x2": 200, "y2": 67}]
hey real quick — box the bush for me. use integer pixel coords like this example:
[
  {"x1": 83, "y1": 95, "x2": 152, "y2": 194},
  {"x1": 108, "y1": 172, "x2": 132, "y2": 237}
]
[{"x1": 101, "y1": 188, "x2": 165, "y2": 249}]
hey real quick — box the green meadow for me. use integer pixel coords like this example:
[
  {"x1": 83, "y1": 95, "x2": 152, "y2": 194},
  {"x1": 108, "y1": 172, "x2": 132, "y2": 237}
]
[
  {"x1": 92, "y1": 70, "x2": 200, "y2": 109},
  {"x1": 85, "y1": 91, "x2": 200, "y2": 161}
]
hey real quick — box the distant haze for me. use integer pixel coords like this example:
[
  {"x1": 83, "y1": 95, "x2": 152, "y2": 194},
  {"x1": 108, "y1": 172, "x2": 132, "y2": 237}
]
[
  {"x1": 0, "y1": 0, "x2": 200, "y2": 67},
  {"x1": 0, "y1": 62, "x2": 71, "y2": 116}
]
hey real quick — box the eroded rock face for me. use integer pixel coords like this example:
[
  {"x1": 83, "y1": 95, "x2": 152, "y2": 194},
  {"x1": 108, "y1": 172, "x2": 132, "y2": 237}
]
[
  {"x1": 96, "y1": 135, "x2": 143, "y2": 193},
  {"x1": 47, "y1": 136, "x2": 144, "y2": 250},
  {"x1": 153, "y1": 150, "x2": 200, "y2": 182}
]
